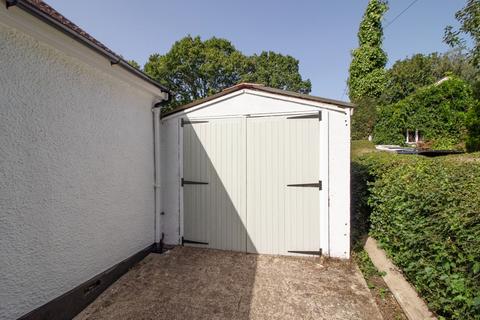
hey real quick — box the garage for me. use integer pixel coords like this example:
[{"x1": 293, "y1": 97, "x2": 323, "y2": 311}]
[{"x1": 160, "y1": 83, "x2": 353, "y2": 258}]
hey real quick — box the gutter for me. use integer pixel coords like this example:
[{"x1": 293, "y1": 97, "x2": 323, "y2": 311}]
[{"x1": 5, "y1": 0, "x2": 171, "y2": 95}]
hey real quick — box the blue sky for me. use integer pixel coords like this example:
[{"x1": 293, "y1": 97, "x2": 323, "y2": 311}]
[{"x1": 47, "y1": 0, "x2": 465, "y2": 101}]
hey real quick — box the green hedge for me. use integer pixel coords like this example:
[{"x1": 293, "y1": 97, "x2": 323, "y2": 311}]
[
  {"x1": 466, "y1": 101, "x2": 480, "y2": 152},
  {"x1": 353, "y1": 152, "x2": 480, "y2": 319}
]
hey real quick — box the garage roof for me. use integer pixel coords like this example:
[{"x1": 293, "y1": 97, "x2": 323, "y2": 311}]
[{"x1": 162, "y1": 83, "x2": 355, "y2": 117}]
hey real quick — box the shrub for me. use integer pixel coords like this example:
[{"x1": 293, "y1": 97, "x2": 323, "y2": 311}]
[
  {"x1": 466, "y1": 101, "x2": 480, "y2": 152},
  {"x1": 353, "y1": 152, "x2": 480, "y2": 319},
  {"x1": 351, "y1": 97, "x2": 378, "y2": 140},
  {"x1": 373, "y1": 77, "x2": 476, "y2": 149}
]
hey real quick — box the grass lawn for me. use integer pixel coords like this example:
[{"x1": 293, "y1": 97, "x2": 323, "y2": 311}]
[{"x1": 351, "y1": 140, "x2": 376, "y2": 158}]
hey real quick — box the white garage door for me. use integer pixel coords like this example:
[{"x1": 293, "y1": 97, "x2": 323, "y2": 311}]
[
  {"x1": 182, "y1": 118, "x2": 247, "y2": 252},
  {"x1": 182, "y1": 113, "x2": 321, "y2": 256}
]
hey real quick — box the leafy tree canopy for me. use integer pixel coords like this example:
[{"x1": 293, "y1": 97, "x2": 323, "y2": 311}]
[
  {"x1": 348, "y1": 0, "x2": 388, "y2": 139},
  {"x1": 144, "y1": 36, "x2": 311, "y2": 110},
  {"x1": 242, "y1": 51, "x2": 311, "y2": 94},
  {"x1": 348, "y1": 0, "x2": 388, "y2": 102},
  {"x1": 382, "y1": 50, "x2": 479, "y2": 105},
  {"x1": 127, "y1": 60, "x2": 141, "y2": 69},
  {"x1": 444, "y1": 0, "x2": 480, "y2": 68},
  {"x1": 466, "y1": 98, "x2": 480, "y2": 151},
  {"x1": 144, "y1": 36, "x2": 249, "y2": 109},
  {"x1": 351, "y1": 97, "x2": 378, "y2": 140}
]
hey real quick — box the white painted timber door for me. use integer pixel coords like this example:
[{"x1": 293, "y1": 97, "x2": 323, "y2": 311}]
[
  {"x1": 246, "y1": 114, "x2": 321, "y2": 255},
  {"x1": 182, "y1": 118, "x2": 247, "y2": 252},
  {"x1": 182, "y1": 113, "x2": 321, "y2": 256}
]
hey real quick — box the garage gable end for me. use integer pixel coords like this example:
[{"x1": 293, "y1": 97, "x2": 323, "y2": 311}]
[{"x1": 163, "y1": 89, "x2": 349, "y2": 121}]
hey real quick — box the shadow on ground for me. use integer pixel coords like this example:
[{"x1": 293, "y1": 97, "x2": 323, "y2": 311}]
[
  {"x1": 77, "y1": 130, "x2": 383, "y2": 320},
  {"x1": 75, "y1": 247, "x2": 381, "y2": 320}
]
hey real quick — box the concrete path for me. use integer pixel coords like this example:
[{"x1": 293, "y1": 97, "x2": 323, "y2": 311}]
[
  {"x1": 76, "y1": 247, "x2": 382, "y2": 320},
  {"x1": 365, "y1": 237, "x2": 436, "y2": 320}
]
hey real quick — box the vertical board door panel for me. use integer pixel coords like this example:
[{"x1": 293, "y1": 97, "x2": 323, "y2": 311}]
[
  {"x1": 246, "y1": 116, "x2": 320, "y2": 255},
  {"x1": 183, "y1": 118, "x2": 247, "y2": 252}
]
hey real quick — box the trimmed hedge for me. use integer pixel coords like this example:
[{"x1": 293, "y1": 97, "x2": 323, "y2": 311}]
[{"x1": 353, "y1": 151, "x2": 480, "y2": 319}]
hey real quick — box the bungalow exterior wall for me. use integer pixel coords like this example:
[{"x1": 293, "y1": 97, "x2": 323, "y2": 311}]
[{"x1": 0, "y1": 10, "x2": 162, "y2": 320}]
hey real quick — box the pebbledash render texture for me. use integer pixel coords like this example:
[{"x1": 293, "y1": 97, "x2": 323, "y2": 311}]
[{"x1": 0, "y1": 1, "x2": 168, "y2": 318}]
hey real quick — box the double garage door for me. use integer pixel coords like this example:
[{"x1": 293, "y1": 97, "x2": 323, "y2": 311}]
[{"x1": 182, "y1": 114, "x2": 322, "y2": 256}]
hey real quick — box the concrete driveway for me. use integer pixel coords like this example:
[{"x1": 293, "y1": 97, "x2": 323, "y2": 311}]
[{"x1": 76, "y1": 247, "x2": 382, "y2": 320}]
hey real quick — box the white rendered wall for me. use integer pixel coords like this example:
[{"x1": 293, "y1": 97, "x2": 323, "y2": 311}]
[
  {"x1": 0, "y1": 21, "x2": 158, "y2": 319},
  {"x1": 160, "y1": 92, "x2": 351, "y2": 259}
]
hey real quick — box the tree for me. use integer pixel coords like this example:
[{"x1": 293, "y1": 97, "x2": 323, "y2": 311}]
[
  {"x1": 382, "y1": 53, "x2": 439, "y2": 104},
  {"x1": 127, "y1": 60, "x2": 141, "y2": 70},
  {"x1": 144, "y1": 36, "x2": 311, "y2": 110},
  {"x1": 144, "y1": 36, "x2": 249, "y2": 109},
  {"x1": 433, "y1": 50, "x2": 479, "y2": 100},
  {"x1": 242, "y1": 51, "x2": 311, "y2": 93},
  {"x1": 466, "y1": 100, "x2": 480, "y2": 151},
  {"x1": 444, "y1": 0, "x2": 480, "y2": 68},
  {"x1": 347, "y1": 0, "x2": 388, "y2": 139},
  {"x1": 351, "y1": 97, "x2": 378, "y2": 140},
  {"x1": 382, "y1": 50, "x2": 479, "y2": 105},
  {"x1": 348, "y1": 0, "x2": 388, "y2": 102}
]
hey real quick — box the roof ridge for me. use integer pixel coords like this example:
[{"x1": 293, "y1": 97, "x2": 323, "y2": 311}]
[{"x1": 221, "y1": 83, "x2": 265, "y2": 92}]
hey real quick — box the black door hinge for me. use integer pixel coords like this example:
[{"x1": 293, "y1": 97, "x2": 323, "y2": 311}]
[
  {"x1": 287, "y1": 180, "x2": 322, "y2": 190},
  {"x1": 181, "y1": 178, "x2": 209, "y2": 187},
  {"x1": 288, "y1": 249, "x2": 322, "y2": 256}
]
